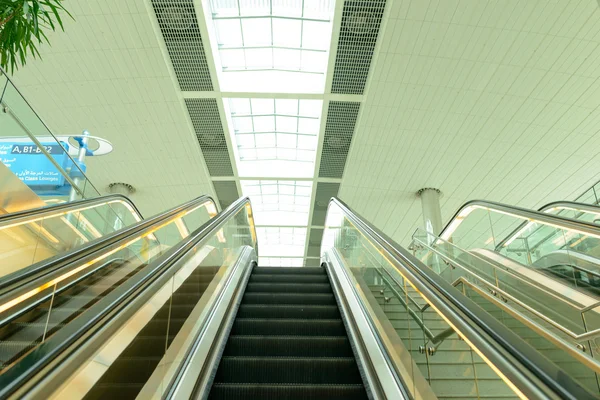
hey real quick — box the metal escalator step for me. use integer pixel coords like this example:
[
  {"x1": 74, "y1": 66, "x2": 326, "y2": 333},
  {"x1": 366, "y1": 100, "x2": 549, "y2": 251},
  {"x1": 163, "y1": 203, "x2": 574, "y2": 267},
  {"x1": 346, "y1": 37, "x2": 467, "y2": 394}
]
[
  {"x1": 252, "y1": 267, "x2": 326, "y2": 275},
  {"x1": 249, "y1": 274, "x2": 329, "y2": 284},
  {"x1": 231, "y1": 319, "x2": 345, "y2": 336},
  {"x1": 209, "y1": 383, "x2": 367, "y2": 400},
  {"x1": 245, "y1": 283, "x2": 332, "y2": 293},
  {"x1": 214, "y1": 357, "x2": 362, "y2": 384},
  {"x1": 224, "y1": 336, "x2": 353, "y2": 357},
  {"x1": 236, "y1": 304, "x2": 340, "y2": 319},
  {"x1": 242, "y1": 292, "x2": 336, "y2": 305}
]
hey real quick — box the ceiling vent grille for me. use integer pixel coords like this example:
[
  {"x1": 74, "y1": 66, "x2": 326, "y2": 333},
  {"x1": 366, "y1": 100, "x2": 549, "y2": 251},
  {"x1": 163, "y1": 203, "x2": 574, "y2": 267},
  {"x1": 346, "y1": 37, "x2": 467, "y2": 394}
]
[
  {"x1": 311, "y1": 182, "x2": 340, "y2": 226},
  {"x1": 185, "y1": 99, "x2": 234, "y2": 176},
  {"x1": 151, "y1": 0, "x2": 214, "y2": 91},
  {"x1": 212, "y1": 180, "x2": 239, "y2": 210},
  {"x1": 331, "y1": 0, "x2": 386, "y2": 94},
  {"x1": 318, "y1": 102, "x2": 360, "y2": 178}
]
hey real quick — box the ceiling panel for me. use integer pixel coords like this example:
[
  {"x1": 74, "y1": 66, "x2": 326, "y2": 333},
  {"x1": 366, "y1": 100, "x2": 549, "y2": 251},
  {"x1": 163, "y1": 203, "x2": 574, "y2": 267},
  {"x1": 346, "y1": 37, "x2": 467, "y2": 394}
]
[{"x1": 340, "y1": 0, "x2": 600, "y2": 246}]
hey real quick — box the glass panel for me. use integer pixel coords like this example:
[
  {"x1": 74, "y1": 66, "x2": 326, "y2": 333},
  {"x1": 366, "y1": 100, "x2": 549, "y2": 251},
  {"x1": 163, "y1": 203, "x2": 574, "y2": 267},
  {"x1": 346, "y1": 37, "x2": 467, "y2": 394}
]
[
  {"x1": 0, "y1": 74, "x2": 100, "y2": 212},
  {"x1": 0, "y1": 199, "x2": 217, "y2": 375},
  {"x1": 209, "y1": 0, "x2": 334, "y2": 92},
  {"x1": 50, "y1": 203, "x2": 256, "y2": 398},
  {"x1": 413, "y1": 228, "x2": 600, "y2": 395},
  {"x1": 322, "y1": 203, "x2": 523, "y2": 399},
  {"x1": 240, "y1": 180, "x2": 312, "y2": 226},
  {"x1": 0, "y1": 198, "x2": 146, "y2": 277},
  {"x1": 440, "y1": 204, "x2": 600, "y2": 288}
]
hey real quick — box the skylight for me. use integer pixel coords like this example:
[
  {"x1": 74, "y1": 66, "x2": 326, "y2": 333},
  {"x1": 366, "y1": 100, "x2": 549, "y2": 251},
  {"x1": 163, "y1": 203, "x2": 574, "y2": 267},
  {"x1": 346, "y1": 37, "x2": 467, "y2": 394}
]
[
  {"x1": 241, "y1": 180, "x2": 312, "y2": 226},
  {"x1": 255, "y1": 227, "x2": 307, "y2": 257},
  {"x1": 208, "y1": 0, "x2": 335, "y2": 92},
  {"x1": 227, "y1": 98, "x2": 322, "y2": 178}
]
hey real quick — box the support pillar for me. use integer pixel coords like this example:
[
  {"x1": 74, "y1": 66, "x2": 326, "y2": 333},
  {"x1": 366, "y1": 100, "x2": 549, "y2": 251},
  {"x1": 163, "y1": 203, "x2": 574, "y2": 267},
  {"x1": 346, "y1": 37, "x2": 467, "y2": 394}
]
[
  {"x1": 417, "y1": 188, "x2": 443, "y2": 273},
  {"x1": 417, "y1": 188, "x2": 442, "y2": 240}
]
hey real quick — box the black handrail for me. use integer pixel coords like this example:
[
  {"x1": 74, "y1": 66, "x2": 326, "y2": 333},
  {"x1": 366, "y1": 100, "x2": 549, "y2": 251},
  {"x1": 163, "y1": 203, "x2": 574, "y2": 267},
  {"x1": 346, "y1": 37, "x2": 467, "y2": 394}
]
[
  {"x1": 0, "y1": 195, "x2": 216, "y2": 298},
  {"x1": 0, "y1": 196, "x2": 254, "y2": 399},
  {"x1": 0, "y1": 193, "x2": 144, "y2": 225},
  {"x1": 329, "y1": 197, "x2": 595, "y2": 399}
]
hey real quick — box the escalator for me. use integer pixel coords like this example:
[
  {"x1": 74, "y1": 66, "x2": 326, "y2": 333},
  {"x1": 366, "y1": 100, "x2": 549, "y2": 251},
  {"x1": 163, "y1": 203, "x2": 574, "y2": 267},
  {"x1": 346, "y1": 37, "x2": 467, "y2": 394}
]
[
  {"x1": 410, "y1": 199, "x2": 600, "y2": 395},
  {"x1": 0, "y1": 195, "x2": 594, "y2": 400},
  {"x1": 0, "y1": 194, "x2": 217, "y2": 381},
  {"x1": 208, "y1": 266, "x2": 366, "y2": 399}
]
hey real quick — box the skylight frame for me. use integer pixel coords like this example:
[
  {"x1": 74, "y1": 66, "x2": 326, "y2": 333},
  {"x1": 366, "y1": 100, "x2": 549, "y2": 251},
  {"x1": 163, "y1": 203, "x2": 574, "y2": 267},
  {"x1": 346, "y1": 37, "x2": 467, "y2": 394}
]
[{"x1": 208, "y1": 0, "x2": 334, "y2": 93}]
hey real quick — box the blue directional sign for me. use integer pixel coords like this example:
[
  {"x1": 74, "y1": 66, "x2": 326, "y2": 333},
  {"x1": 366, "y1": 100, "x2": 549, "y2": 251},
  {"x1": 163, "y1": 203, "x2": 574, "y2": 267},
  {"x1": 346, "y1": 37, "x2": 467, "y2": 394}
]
[{"x1": 0, "y1": 142, "x2": 71, "y2": 188}]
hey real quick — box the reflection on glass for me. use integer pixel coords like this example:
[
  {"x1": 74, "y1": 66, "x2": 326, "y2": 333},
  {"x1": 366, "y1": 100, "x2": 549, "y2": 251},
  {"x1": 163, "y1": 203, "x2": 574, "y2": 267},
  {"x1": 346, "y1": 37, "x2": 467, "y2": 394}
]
[
  {"x1": 45, "y1": 202, "x2": 256, "y2": 399},
  {"x1": 322, "y1": 202, "x2": 524, "y2": 400},
  {"x1": 0, "y1": 199, "x2": 218, "y2": 378},
  {"x1": 0, "y1": 199, "x2": 146, "y2": 276},
  {"x1": 439, "y1": 204, "x2": 600, "y2": 294},
  {"x1": 0, "y1": 71, "x2": 99, "y2": 207},
  {"x1": 413, "y1": 228, "x2": 600, "y2": 396}
]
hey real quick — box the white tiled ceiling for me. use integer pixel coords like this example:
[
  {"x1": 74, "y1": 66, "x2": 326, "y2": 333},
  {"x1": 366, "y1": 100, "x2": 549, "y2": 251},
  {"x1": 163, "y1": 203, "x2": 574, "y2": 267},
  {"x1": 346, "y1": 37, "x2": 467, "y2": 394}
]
[
  {"x1": 339, "y1": 0, "x2": 600, "y2": 245},
  {"x1": 8, "y1": 0, "x2": 214, "y2": 217}
]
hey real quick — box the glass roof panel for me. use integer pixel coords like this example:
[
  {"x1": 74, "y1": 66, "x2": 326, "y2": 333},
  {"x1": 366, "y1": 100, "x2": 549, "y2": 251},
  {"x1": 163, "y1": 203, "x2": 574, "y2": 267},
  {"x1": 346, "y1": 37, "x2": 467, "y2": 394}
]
[
  {"x1": 209, "y1": 0, "x2": 335, "y2": 93},
  {"x1": 256, "y1": 227, "x2": 307, "y2": 257},
  {"x1": 241, "y1": 180, "x2": 312, "y2": 226},
  {"x1": 227, "y1": 98, "x2": 321, "y2": 176}
]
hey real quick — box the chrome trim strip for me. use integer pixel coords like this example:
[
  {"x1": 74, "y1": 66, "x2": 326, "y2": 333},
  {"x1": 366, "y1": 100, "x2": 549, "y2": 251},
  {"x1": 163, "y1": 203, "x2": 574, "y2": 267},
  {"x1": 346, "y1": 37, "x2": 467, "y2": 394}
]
[
  {"x1": 171, "y1": 248, "x2": 255, "y2": 400},
  {"x1": 324, "y1": 250, "x2": 408, "y2": 399}
]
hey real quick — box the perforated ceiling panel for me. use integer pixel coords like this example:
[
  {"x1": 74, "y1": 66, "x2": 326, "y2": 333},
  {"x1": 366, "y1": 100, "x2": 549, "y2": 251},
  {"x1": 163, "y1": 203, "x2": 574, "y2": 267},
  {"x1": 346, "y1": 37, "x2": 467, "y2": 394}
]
[
  {"x1": 311, "y1": 182, "x2": 340, "y2": 226},
  {"x1": 151, "y1": 0, "x2": 213, "y2": 91},
  {"x1": 331, "y1": 0, "x2": 386, "y2": 94},
  {"x1": 185, "y1": 98, "x2": 234, "y2": 176},
  {"x1": 318, "y1": 102, "x2": 360, "y2": 178},
  {"x1": 212, "y1": 180, "x2": 240, "y2": 210}
]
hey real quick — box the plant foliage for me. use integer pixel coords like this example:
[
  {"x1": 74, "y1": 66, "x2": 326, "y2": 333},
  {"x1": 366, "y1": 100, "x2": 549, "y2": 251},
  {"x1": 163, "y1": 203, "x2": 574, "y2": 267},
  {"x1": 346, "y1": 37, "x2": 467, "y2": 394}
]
[{"x1": 0, "y1": 0, "x2": 72, "y2": 73}]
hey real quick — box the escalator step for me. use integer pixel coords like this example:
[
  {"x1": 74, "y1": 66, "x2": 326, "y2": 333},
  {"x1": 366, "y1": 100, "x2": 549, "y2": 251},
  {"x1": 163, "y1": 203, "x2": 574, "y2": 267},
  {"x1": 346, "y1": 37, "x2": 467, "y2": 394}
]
[
  {"x1": 214, "y1": 357, "x2": 362, "y2": 384},
  {"x1": 245, "y1": 283, "x2": 332, "y2": 293},
  {"x1": 249, "y1": 274, "x2": 329, "y2": 284},
  {"x1": 237, "y1": 304, "x2": 340, "y2": 319},
  {"x1": 224, "y1": 336, "x2": 353, "y2": 357},
  {"x1": 242, "y1": 293, "x2": 336, "y2": 305},
  {"x1": 231, "y1": 319, "x2": 345, "y2": 336},
  {"x1": 209, "y1": 383, "x2": 367, "y2": 400},
  {"x1": 252, "y1": 267, "x2": 326, "y2": 275}
]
